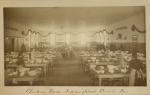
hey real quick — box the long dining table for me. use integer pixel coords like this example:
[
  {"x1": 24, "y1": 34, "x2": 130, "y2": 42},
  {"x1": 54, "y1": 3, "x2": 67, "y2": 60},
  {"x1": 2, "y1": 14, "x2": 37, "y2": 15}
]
[
  {"x1": 6, "y1": 62, "x2": 50, "y2": 77},
  {"x1": 90, "y1": 67, "x2": 129, "y2": 86}
]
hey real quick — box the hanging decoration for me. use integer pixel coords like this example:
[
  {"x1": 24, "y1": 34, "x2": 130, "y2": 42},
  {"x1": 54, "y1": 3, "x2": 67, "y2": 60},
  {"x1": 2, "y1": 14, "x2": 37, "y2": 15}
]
[
  {"x1": 93, "y1": 29, "x2": 113, "y2": 36},
  {"x1": 22, "y1": 28, "x2": 86, "y2": 38},
  {"x1": 115, "y1": 26, "x2": 127, "y2": 31},
  {"x1": 21, "y1": 28, "x2": 114, "y2": 38},
  {"x1": 38, "y1": 32, "x2": 52, "y2": 37},
  {"x1": 22, "y1": 29, "x2": 34, "y2": 36},
  {"x1": 131, "y1": 24, "x2": 145, "y2": 33},
  {"x1": 22, "y1": 29, "x2": 52, "y2": 37},
  {"x1": 90, "y1": 28, "x2": 114, "y2": 48}
]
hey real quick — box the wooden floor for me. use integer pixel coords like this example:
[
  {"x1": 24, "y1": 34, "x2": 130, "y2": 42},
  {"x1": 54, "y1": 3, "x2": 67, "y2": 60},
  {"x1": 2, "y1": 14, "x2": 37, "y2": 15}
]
[{"x1": 41, "y1": 57, "x2": 93, "y2": 86}]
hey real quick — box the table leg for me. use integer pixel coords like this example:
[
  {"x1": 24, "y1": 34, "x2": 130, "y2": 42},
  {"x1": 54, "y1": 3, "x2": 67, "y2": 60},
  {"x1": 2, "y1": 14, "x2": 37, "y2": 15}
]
[
  {"x1": 44, "y1": 66, "x2": 47, "y2": 76},
  {"x1": 51, "y1": 63, "x2": 53, "y2": 72},
  {"x1": 12, "y1": 78, "x2": 18, "y2": 84},
  {"x1": 99, "y1": 78, "x2": 102, "y2": 86},
  {"x1": 129, "y1": 69, "x2": 136, "y2": 86},
  {"x1": 29, "y1": 81, "x2": 33, "y2": 85}
]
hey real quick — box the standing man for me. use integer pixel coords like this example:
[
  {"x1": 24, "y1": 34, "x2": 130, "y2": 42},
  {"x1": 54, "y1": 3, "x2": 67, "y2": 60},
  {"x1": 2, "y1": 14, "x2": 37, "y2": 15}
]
[{"x1": 129, "y1": 54, "x2": 145, "y2": 86}]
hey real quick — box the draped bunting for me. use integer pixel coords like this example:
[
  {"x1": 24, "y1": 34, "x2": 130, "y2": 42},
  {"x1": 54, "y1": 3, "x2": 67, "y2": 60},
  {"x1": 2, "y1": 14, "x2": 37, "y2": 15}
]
[
  {"x1": 22, "y1": 28, "x2": 114, "y2": 38},
  {"x1": 37, "y1": 32, "x2": 52, "y2": 37},
  {"x1": 93, "y1": 29, "x2": 113, "y2": 35},
  {"x1": 19, "y1": 24, "x2": 146, "y2": 39},
  {"x1": 22, "y1": 29, "x2": 79, "y2": 37},
  {"x1": 22, "y1": 29, "x2": 52, "y2": 37},
  {"x1": 22, "y1": 27, "x2": 116, "y2": 40},
  {"x1": 131, "y1": 24, "x2": 145, "y2": 33}
]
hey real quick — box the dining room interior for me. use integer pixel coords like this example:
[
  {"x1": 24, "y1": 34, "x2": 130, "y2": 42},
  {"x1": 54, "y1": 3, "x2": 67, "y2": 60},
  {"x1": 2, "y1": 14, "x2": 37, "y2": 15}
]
[{"x1": 4, "y1": 7, "x2": 146, "y2": 86}]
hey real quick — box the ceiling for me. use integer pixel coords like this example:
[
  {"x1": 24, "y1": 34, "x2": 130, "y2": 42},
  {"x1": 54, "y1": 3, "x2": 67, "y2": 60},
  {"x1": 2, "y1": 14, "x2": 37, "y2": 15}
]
[{"x1": 4, "y1": 7, "x2": 145, "y2": 32}]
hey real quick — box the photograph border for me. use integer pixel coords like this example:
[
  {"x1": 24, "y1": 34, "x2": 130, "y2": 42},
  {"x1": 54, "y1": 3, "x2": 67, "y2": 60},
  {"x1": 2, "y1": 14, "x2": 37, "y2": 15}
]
[{"x1": 0, "y1": 0, "x2": 150, "y2": 95}]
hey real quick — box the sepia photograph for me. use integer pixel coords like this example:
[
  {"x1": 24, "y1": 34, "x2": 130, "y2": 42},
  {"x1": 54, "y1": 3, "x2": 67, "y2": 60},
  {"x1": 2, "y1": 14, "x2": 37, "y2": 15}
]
[{"x1": 3, "y1": 7, "x2": 146, "y2": 86}]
